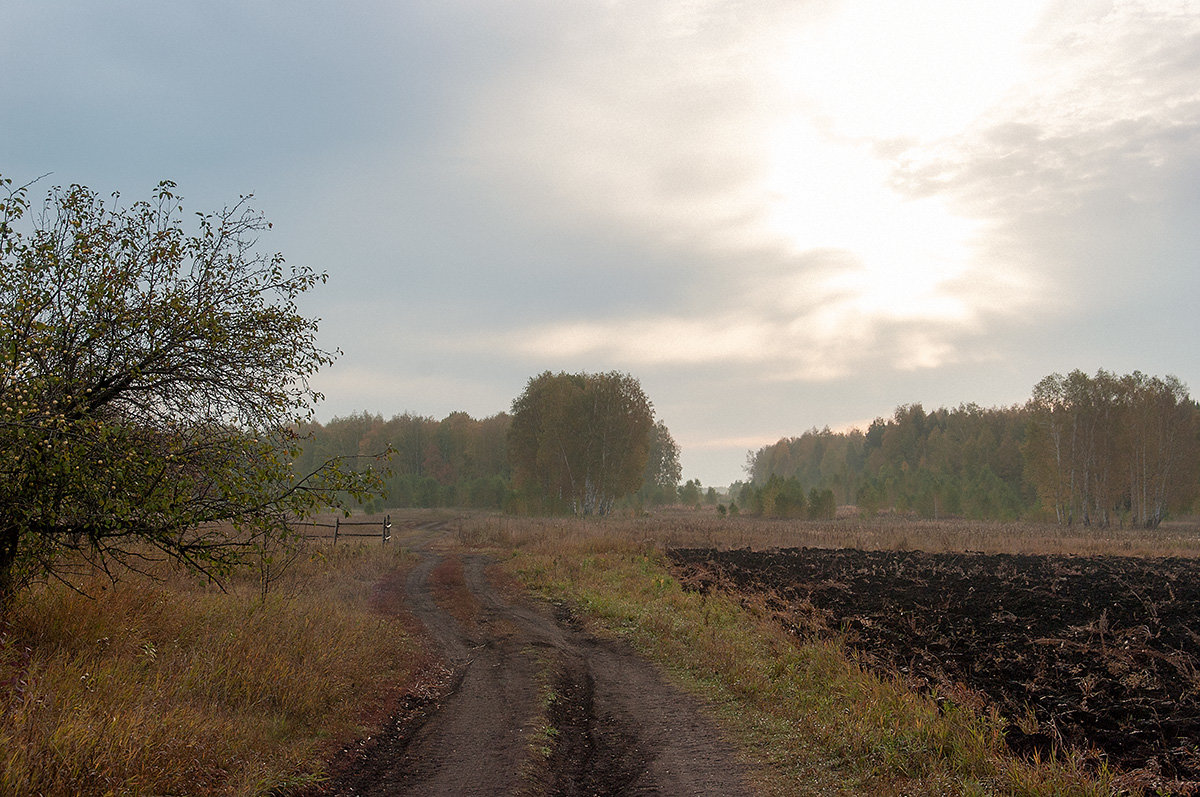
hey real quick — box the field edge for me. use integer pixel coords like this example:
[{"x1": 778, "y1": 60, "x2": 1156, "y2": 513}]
[{"x1": 493, "y1": 535, "x2": 1117, "y2": 796}]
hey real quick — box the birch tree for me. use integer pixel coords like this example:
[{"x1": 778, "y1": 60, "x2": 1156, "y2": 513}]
[{"x1": 1026, "y1": 369, "x2": 1199, "y2": 528}]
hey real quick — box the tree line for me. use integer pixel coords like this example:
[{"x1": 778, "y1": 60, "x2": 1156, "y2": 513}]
[
  {"x1": 1026, "y1": 371, "x2": 1197, "y2": 527},
  {"x1": 291, "y1": 411, "x2": 512, "y2": 511},
  {"x1": 291, "y1": 372, "x2": 685, "y2": 514},
  {"x1": 745, "y1": 370, "x2": 1199, "y2": 527},
  {"x1": 728, "y1": 475, "x2": 838, "y2": 520}
]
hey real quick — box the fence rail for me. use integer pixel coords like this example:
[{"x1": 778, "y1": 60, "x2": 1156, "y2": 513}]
[{"x1": 291, "y1": 514, "x2": 393, "y2": 545}]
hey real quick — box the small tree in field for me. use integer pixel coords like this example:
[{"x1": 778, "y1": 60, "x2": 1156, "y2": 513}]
[{"x1": 0, "y1": 175, "x2": 385, "y2": 604}]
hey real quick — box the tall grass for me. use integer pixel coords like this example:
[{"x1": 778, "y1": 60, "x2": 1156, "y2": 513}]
[
  {"x1": 0, "y1": 542, "x2": 422, "y2": 796},
  {"x1": 463, "y1": 514, "x2": 1121, "y2": 795}
]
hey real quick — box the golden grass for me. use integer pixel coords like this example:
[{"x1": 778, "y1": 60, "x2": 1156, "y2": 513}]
[
  {"x1": 460, "y1": 508, "x2": 1200, "y2": 558},
  {"x1": 0, "y1": 542, "x2": 421, "y2": 796},
  {"x1": 463, "y1": 513, "x2": 1127, "y2": 795}
]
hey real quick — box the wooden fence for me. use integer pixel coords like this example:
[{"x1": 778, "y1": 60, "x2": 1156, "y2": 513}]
[{"x1": 292, "y1": 514, "x2": 393, "y2": 545}]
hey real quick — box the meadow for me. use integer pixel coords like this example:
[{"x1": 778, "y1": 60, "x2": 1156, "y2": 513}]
[
  {"x1": 0, "y1": 539, "x2": 425, "y2": 795},
  {"x1": 3, "y1": 510, "x2": 1198, "y2": 794}
]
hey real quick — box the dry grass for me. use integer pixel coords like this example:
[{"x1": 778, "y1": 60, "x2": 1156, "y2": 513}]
[
  {"x1": 427, "y1": 553, "x2": 481, "y2": 627},
  {"x1": 460, "y1": 508, "x2": 1200, "y2": 559},
  {"x1": 462, "y1": 512, "x2": 1134, "y2": 795},
  {"x1": 0, "y1": 541, "x2": 421, "y2": 796}
]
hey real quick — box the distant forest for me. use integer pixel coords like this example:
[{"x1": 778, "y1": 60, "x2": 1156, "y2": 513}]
[
  {"x1": 291, "y1": 411, "x2": 514, "y2": 512},
  {"x1": 289, "y1": 407, "x2": 685, "y2": 514},
  {"x1": 294, "y1": 369, "x2": 1199, "y2": 526},
  {"x1": 744, "y1": 370, "x2": 1199, "y2": 527}
]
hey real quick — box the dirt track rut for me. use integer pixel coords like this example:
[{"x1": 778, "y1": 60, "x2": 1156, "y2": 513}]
[{"x1": 326, "y1": 522, "x2": 753, "y2": 796}]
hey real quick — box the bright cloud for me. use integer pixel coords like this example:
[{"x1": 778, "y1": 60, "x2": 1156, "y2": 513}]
[
  {"x1": 458, "y1": 2, "x2": 786, "y2": 245},
  {"x1": 452, "y1": 0, "x2": 1051, "y2": 381},
  {"x1": 780, "y1": 1, "x2": 1044, "y2": 142}
]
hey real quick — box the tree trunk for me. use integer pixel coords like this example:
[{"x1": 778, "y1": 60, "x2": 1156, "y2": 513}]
[{"x1": 0, "y1": 525, "x2": 20, "y2": 610}]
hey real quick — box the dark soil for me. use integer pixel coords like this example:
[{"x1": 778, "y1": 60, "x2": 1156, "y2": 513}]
[{"x1": 669, "y1": 546, "x2": 1200, "y2": 793}]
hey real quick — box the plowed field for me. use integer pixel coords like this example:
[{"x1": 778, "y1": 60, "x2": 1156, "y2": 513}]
[{"x1": 669, "y1": 547, "x2": 1200, "y2": 792}]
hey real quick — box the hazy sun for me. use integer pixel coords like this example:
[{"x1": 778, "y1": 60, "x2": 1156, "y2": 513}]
[{"x1": 761, "y1": 0, "x2": 1045, "y2": 321}]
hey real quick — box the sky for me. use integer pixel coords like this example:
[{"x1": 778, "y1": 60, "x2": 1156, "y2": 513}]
[{"x1": 3, "y1": 1, "x2": 1199, "y2": 488}]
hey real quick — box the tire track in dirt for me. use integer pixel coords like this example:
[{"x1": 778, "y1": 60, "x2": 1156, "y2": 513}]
[{"x1": 325, "y1": 521, "x2": 754, "y2": 796}]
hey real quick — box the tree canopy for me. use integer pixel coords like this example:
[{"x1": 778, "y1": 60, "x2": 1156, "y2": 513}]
[
  {"x1": 637, "y1": 419, "x2": 683, "y2": 506},
  {"x1": 292, "y1": 410, "x2": 513, "y2": 511},
  {"x1": 1026, "y1": 370, "x2": 1199, "y2": 527},
  {"x1": 0, "y1": 175, "x2": 383, "y2": 601},
  {"x1": 287, "y1": 405, "x2": 684, "y2": 512},
  {"x1": 508, "y1": 371, "x2": 659, "y2": 515},
  {"x1": 744, "y1": 369, "x2": 1199, "y2": 526}
]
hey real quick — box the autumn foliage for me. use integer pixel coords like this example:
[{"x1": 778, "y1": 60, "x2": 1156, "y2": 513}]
[
  {"x1": 747, "y1": 370, "x2": 1199, "y2": 525},
  {"x1": 0, "y1": 176, "x2": 383, "y2": 602},
  {"x1": 508, "y1": 371, "x2": 660, "y2": 515}
]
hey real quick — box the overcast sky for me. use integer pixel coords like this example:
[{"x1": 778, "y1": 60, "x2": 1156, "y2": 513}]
[{"x1": 4, "y1": 1, "x2": 1198, "y2": 487}]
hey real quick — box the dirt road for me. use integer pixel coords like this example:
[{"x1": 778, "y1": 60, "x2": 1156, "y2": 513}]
[{"x1": 320, "y1": 522, "x2": 754, "y2": 796}]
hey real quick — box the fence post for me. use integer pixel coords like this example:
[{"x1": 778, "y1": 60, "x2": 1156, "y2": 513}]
[
  {"x1": 383, "y1": 514, "x2": 391, "y2": 545},
  {"x1": 333, "y1": 516, "x2": 340, "y2": 546}
]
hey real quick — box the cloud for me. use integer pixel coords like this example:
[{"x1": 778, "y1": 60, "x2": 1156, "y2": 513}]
[
  {"x1": 779, "y1": 0, "x2": 1046, "y2": 142},
  {"x1": 453, "y1": 3, "x2": 805, "y2": 247},
  {"x1": 893, "y1": 2, "x2": 1200, "y2": 256},
  {"x1": 478, "y1": 295, "x2": 984, "y2": 385},
  {"x1": 433, "y1": 1, "x2": 1067, "y2": 387}
]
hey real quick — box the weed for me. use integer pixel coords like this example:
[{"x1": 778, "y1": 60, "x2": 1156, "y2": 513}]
[{"x1": 0, "y1": 543, "x2": 420, "y2": 796}]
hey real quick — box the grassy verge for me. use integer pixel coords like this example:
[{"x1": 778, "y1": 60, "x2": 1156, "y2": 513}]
[
  {"x1": 0, "y1": 542, "x2": 421, "y2": 796},
  {"x1": 465, "y1": 516, "x2": 1117, "y2": 795}
]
